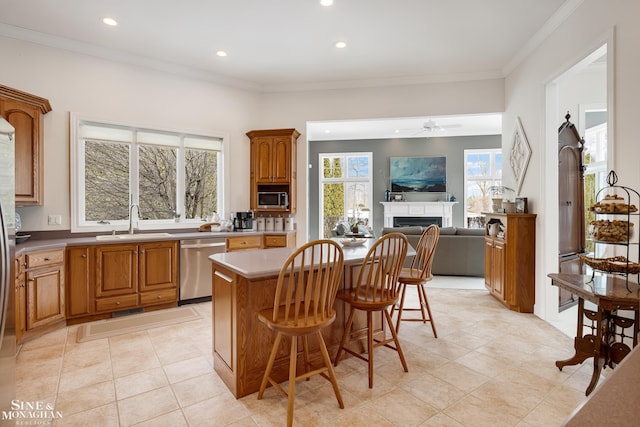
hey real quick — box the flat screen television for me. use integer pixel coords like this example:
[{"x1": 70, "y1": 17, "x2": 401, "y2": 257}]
[{"x1": 390, "y1": 156, "x2": 446, "y2": 193}]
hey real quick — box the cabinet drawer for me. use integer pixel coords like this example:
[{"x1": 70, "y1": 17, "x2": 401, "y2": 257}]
[
  {"x1": 95, "y1": 294, "x2": 138, "y2": 312},
  {"x1": 140, "y1": 288, "x2": 178, "y2": 306},
  {"x1": 226, "y1": 235, "x2": 262, "y2": 251},
  {"x1": 264, "y1": 234, "x2": 287, "y2": 248},
  {"x1": 26, "y1": 249, "x2": 64, "y2": 268}
]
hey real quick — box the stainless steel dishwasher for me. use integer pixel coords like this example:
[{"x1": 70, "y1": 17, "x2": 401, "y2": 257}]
[{"x1": 179, "y1": 238, "x2": 226, "y2": 304}]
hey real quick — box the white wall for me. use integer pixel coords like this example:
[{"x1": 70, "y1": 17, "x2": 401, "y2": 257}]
[
  {"x1": 0, "y1": 37, "x2": 260, "y2": 231},
  {"x1": 504, "y1": 0, "x2": 640, "y2": 320}
]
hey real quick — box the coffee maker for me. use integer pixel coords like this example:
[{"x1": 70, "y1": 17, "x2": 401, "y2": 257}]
[{"x1": 233, "y1": 211, "x2": 254, "y2": 231}]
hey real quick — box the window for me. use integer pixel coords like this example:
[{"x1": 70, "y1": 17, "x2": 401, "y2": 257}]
[
  {"x1": 71, "y1": 115, "x2": 225, "y2": 232},
  {"x1": 464, "y1": 149, "x2": 502, "y2": 228},
  {"x1": 583, "y1": 115, "x2": 608, "y2": 254},
  {"x1": 319, "y1": 153, "x2": 372, "y2": 238}
]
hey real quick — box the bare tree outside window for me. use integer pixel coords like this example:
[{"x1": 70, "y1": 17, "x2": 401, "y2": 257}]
[
  {"x1": 139, "y1": 144, "x2": 177, "y2": 220},
  {"x1": 184, "y1": 148, "x2": 218, "y2": 220},
  {"x1": 85, "y1": 140, "x2": 130, "y2": 221}
]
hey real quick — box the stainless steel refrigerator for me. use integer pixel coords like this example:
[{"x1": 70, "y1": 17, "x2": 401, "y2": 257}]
[{"x1": 0, "y1": 116, "x2": 16, "y2": 423}]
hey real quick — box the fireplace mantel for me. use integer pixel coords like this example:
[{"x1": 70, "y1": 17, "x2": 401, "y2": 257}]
[{"x1": 380, "y1": 201, "x2": 457, "y2": 228}]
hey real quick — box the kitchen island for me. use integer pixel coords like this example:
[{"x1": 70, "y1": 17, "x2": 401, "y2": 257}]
[{"x1": 210, "y1": 238, "x2": 414, "y2": 398}]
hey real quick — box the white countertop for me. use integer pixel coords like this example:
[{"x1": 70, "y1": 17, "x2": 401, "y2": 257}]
[{"x1": 210, "y1": 238, "x2": 415, "y2": 279}]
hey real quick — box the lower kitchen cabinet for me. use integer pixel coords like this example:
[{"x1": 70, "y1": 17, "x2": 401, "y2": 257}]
[
  {"x1": 226, "y1": 235, "x2": 262, "y2": 252},
  {"x1": 226, "y1": 232, "x2": 296, "y2": 252},
  {"x1": 66, "y1": 241, "x2": 178, "y2": 323},
  {"x1": 66, "y1": 246, "x2": 92, "y2": 318},
  {"x1": 24, "y1": 248, "x2": 65, "y2": 330},
  {"x1": 15, "y1": 254, "x2": 26, "y2": 344},
  {"x1": 263, "y1": 232, "x2": 296, "y2": 248}
]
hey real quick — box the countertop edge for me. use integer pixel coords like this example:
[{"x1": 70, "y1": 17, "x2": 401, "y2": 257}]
[{"x1": 14, "y1": 230, "x2": 296, "y2": 255}]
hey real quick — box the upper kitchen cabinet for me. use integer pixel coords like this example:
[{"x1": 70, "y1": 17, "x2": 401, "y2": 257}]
[
  {"x1": 0, "y1": 84, "x2": 52, "y2": 206},
  {"x1": 247, "y1": 128, "x2": 299, "y2": 214}
]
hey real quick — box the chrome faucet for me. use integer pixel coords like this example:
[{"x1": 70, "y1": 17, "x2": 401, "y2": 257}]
[{"x1": 128, "y1": 204, "x2": 139, "y2": 234}]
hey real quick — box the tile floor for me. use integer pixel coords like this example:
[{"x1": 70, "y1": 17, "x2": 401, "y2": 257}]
[{"x1": 16, "y1": 276, "x2": 603, "y2": 426}]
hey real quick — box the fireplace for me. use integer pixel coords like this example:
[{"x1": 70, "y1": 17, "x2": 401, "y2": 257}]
[
  {"x1": 393, "y1": 216, "x2": 442, "y2": 227},
  {"x1": 380, "y1": 201, "x2": 457, "y2": 228}
]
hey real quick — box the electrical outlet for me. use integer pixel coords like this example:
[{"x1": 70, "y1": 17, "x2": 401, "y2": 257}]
[{"x1": 48, "y1": 214, "x2": 62, "y2": 225}]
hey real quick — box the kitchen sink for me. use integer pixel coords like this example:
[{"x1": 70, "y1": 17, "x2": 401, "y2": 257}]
[{"x1": 96, "y1": 232, "x2": 174, "y2": 241}]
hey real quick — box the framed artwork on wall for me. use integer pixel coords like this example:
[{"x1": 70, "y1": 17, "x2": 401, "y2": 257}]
[{"x1": 390, "y1": 156, "x2": 446, "y2": 193}]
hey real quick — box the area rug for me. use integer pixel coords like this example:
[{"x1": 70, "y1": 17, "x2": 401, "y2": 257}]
[{"x1": 76, "y1": 306, "x2": 201, "y2": 342}]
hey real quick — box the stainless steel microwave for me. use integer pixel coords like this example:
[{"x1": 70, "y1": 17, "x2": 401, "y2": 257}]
[{"x1": 257, "y1": 192, "x2": 289, "y2": 209}]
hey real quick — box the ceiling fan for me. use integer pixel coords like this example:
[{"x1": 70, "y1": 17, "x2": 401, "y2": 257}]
[{"x1": 412, "y1": 119, "x2": 462, "y2": 136}]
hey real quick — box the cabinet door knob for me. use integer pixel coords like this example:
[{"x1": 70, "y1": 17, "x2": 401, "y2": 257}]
[
  {"x1": 115, "y1": 301, "x2": 121, "y2": 305},
  {"x1": 44, "y1": 257, "x2": 50, "y2": 261},
  {"x1": 81, "y1": 254, "x2": 87, "y2": 258},
  {"x1": 157, "y1": 295, "x2": 162, "y2": 299}
]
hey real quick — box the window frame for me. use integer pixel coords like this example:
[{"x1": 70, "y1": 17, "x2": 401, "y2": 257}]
[
  {"x1": 464, "y1": 148, "x2": 502, "y2": 227},
  {"x1": 70, "y1": 113, "x2": 228, "y2": 233},
  {"x1": 318, "y1": 152, "x2": 373, "y2": 237}
]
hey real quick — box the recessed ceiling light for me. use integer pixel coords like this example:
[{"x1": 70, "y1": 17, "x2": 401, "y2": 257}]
[
  {"x1": 102, "y1": 17, "x2": 118, "y2": 26},
  {"x1": 320, "y1": 0, "x2": 334, "y2": 6},
  {"x1": 335, "y1": 41, "x2": 347, "y2": 49},
  {"x1": 216, "y1": 50, "x2": 227, "y2": 57},
  {"x1": 324, "y1": 129, "x2": 331, "y2": 134}
]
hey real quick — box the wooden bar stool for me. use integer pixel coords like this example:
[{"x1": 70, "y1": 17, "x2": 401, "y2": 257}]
[
  {"x1": 333, "y1": 232, "x2": 408, "y2": 388},
  {"x1": 390, "y1": 224, "x2": 440, "y2": 336},
  {"x1": 257, "y1": 239, "x2": 345, "y2": 427}
]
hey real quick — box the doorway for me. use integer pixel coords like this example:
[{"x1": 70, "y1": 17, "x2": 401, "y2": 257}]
[{"x1": 542, "y1": 38, "x2": 612, "y2": 329}]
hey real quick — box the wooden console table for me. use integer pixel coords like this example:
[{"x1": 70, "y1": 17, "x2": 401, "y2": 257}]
[{"x1": 548, "y1": 273, "x2": 640, "y2": 395}]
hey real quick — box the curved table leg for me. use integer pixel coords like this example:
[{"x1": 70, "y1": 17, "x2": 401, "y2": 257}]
[{"x1": 586, "y1": 353, "x2": 606, "y2": 396}]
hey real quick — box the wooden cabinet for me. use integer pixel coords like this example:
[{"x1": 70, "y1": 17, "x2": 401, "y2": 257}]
[
  {"x1": 66, "y1": 241, "x2": 178, "y2": 322},
  {"x1": 24, "y1": 249, "x2": 65, "y2": 329},
  {"x1": 248, "y1": 128, "x2": 299, "y2": 214},
  {"x1": 253, "y1": 136, "x2": 291, "y2": 183},
  {"x1": 263, "y1": 233, "x2": 296, "y2": 249},
  {"x1": 226, "y1": 235, "x2": 263, "y2": 252},
  {"x1": 0, "y1": 85, "x2": 51, "y2": 205},
  {"x1": 226, "y1": 232, "x2": 297, "y2": 252},
  {"x1": 95, "y1": 241, "x2": 178, "y2": 313},
  {"x1": 138, "y1": 241, "x2": 178, "y2": 305},
  {"x1": 483, "y1": 213, "x2": 536, "y2": 312},
  {"x1": 95, "y1": 243, "x2": 139, "y2": 301},
  {"x1": 484, "y1": 238, "x2": 505, "y2": 301},
  {"x1": 15, "y1": 254, "x2": 26, "y2": 344},
  {"x1": 66, "y1": 246, "x2": 93, "y2": 318}
]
